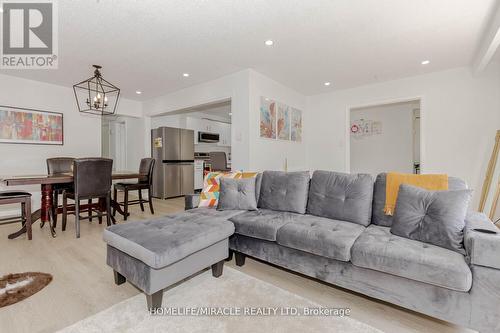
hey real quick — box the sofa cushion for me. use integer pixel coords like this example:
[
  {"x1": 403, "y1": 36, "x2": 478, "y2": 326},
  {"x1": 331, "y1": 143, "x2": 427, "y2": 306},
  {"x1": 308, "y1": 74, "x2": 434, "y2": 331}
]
[
  {"x1": 372, "y1": 173, "x2": 468, "y2": 227},
  {"x1": 103, "y1": 209, "x2": 236, "y2": 269},
  {"x1": 258, "y1": 171, "x2": 310, "y2": 214},
  {"x1": 276, "y1": 214, "x2": 365, "y2": 262},
  {"x1": 351, "y1": 225, "x2": 472, "y2": 292},
  {"x1": 185, "y1": 207, "x2": 246, "y2": 220},
  {"x1": 307, "y1": 171, "x2": 373, "y2": 226},
  {"x1": 391, "y1": 184, "x2": 472, "y2": 254},
  {"x1": 217, "y1": 177, "x2": 258, "y2": 211},
  {"x1": 229, "y1": 209, "x2": 299, "y2": 241}
]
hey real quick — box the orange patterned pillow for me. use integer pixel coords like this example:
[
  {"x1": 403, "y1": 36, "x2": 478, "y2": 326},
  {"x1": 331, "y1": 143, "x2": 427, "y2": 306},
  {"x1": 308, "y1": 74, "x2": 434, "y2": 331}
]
[{"x1": 198, "y1": 171, "x2": 241, "y2": 208}]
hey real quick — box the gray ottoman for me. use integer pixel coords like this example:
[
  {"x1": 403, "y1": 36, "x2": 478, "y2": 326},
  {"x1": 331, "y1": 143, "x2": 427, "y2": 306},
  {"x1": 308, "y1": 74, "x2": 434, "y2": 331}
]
[{"x1": 103, "y1": 213, "x2": 235, "y2": 309}]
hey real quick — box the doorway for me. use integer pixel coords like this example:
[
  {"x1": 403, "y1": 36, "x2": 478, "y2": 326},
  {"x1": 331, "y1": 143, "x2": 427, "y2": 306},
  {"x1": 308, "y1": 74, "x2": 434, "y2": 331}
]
[
  {"x1": 349, "y1": 99, "x2": 421, "y2": 177},
  {"x1": 102, "y1": 118, "x2": 127, "y2": 171}
]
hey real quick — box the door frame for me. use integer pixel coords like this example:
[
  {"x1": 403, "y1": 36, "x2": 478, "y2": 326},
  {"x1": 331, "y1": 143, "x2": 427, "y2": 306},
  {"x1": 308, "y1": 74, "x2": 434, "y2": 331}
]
[
  {"x1": 345, "y1": 96, "x2": 424, "y2": 174},
  {"x1": 105, "y1": 119, "x2": 127, "y2": 171}
]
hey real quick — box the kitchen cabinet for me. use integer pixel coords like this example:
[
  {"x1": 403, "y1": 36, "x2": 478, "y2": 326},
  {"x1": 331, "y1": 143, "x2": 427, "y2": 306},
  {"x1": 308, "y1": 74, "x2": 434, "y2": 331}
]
[
  {"x1": 217, "y1": 122, "x2": 231, "y2": 147},
  {"x1": 186, "y1": 116, "x2": 231, "y2": 147}
]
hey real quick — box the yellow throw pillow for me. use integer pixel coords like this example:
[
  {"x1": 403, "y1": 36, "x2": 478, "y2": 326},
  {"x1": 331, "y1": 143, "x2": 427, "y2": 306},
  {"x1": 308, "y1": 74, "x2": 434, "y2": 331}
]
[
  {"x1": 384, "y1": 172, "x2": 448, "y2": 215},
  {"x1": 235, "y1": 172, "x2": 259, "y2": 179}
]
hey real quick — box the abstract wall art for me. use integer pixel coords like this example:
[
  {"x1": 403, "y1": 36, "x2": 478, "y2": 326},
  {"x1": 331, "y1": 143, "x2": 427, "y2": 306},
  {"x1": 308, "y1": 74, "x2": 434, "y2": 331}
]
[
  {"x1": 277, "y1": 103, "x2": 290, "y2": 140},
  {"x1": 260, "y1": 97, "x2": 303, "y2": 142},
  {"x1": 260, "y1": 97, "x2": 276, "y2": 139},
  {"x1": 0, "y1": 105, "x2": 64, "y2": 145},
  {"x1": 290, "y1": 107, "x2": 302, "y2": 142}
]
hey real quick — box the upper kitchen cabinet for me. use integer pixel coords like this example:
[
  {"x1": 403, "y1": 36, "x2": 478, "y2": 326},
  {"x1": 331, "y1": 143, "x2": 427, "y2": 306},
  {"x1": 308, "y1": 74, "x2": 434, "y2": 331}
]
[
  {"x1": 186, "y1": 117, "x2": 231, "y2": 146},
  {"x1": 217, "y1": 122, "x2": 231, "y2": 147}
]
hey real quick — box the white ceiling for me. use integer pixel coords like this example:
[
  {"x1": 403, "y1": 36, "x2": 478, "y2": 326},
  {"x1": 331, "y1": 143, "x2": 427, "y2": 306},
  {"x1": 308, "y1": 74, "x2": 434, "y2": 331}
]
[{"x1": 0, "y1": 0, "x2": 495, "y2": 100}]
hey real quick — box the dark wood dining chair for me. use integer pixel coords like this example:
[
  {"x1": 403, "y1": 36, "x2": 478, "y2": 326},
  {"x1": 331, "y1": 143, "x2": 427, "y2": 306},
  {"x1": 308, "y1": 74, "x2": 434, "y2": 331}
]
[
  {"x1": 0, "y1": 191, "x2": 32, "y2": 240},
  {"x1": 62, "y1": 158, "x2": 113, "y2": 238},
  {"x1": 113, "y1": 158, "x2": 155, "y2": 220},
  {"x1": 209, "y1": 152, "x2": 230, "y2": 171},
  {"x1": 47, "y1": 157, "x2": 74, "y2": 227}
]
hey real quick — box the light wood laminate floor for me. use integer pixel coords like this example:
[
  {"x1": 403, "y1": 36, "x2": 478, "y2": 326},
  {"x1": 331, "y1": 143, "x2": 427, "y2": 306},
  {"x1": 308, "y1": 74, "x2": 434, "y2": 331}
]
[{"x1": 0, "y1": 196, "x2": 473, "y2": 333}]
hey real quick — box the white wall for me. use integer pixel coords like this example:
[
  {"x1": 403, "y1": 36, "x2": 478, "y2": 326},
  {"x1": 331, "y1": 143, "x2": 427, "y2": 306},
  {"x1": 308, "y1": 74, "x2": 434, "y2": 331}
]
[
  {"x1": 143, "y1": 70, "x2": 250, "y2": 169},
  {"x1": 306, "y1": 65, "x2": 500, "y2": 206},
  {"x1": 248, "y1": 70, "x2": 307, "y2": 171},
  {"x1": 350, "y1": 102, "x2": 416, "y2": 177},
  {"x1": 0, "y1": 74, "x2": 142, "y2": 211},
  {"x1": 150, "y1": 113, "x2": 187, "y2": 129},
  {"x1": 143, "y1": 69, "x2": 308, "y2": 172}
]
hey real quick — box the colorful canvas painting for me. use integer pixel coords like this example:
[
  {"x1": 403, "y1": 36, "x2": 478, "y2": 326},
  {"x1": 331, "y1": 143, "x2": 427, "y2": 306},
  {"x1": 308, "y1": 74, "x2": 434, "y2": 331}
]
[
  {"x1": 0, "y1": 106, "x2": 63, "y2": 145},
  {"x1": 260, "y1": 97, "x2": 276, "y2": 139},
  {"x1": 291, "y1": 108, "x2": 302, "y2": 142},
  {"x1": 277, "y1": 103, "x2": 290, "y2": 140}
]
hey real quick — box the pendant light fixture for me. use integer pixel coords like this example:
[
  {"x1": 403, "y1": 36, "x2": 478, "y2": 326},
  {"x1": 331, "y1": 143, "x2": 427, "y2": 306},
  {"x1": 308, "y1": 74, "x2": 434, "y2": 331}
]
[{"x1": 73, "y1": 65, "x2": 120, "y2": 115}]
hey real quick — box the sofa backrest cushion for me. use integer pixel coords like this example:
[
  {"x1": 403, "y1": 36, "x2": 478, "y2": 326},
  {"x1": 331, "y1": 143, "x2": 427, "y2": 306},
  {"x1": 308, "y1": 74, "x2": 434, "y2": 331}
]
[
  {"x1": 255, "y1": 172, "x2": 262, "y2": 203},
  {"x1": 372, "y1": 173, "x2": 468, "y2": 227},
  {"x1": 258, "y1": 171, "x2": 310, "y2": 214},
  {"x1": 307, "y1": 171, "x2": 374, "y2": 226}
]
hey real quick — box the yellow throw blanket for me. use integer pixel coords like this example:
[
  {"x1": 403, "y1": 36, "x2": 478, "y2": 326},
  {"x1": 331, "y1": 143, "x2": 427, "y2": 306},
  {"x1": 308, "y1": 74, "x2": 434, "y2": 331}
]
[{"x1": 384, "y1": 172, "x2": 449, "y2": 215}]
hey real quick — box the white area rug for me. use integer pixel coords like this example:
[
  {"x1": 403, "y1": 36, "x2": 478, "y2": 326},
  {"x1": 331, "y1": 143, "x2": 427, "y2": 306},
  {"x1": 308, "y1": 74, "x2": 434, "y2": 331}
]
[{"x1": 58, "y1": 267, "x2": 383, "y2": 333}]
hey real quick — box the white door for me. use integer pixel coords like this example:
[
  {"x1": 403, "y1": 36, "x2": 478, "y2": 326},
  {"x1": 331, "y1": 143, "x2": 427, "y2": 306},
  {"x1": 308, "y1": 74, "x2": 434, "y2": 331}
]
[{"x1": 109, "y1": 121, "x2": 127, "y2": 171}]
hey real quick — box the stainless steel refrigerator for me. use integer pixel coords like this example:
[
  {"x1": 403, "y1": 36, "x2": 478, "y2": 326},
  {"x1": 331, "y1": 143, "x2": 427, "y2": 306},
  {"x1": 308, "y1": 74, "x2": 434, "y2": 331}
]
[{"x1": 151, "y1": 127, "x2": 195, "y2": 199}]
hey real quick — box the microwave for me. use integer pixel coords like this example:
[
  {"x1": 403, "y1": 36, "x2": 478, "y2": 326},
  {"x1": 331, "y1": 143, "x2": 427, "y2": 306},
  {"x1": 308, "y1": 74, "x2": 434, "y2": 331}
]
[{"x1": 198, "y1": 132, "x2": 220, "y2": 143}]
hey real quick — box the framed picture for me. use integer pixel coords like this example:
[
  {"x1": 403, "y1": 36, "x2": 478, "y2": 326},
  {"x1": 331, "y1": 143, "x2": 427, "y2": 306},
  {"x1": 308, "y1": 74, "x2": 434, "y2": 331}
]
[
  {"x1": 260, "y1": 96, "x2": 303, "y2": 142},
  {"x1": 0, "y1": 105, "x2": 64, "y2": 145},
  {"x1": 277, "y1": 103, "x2": 290, "y2": 140},
  {"x1": 260, "y1": 97, "x2": 276, "y2": 139},
  {"x1": 290, "y1": 107, "x2": 302, "y2": 142}
]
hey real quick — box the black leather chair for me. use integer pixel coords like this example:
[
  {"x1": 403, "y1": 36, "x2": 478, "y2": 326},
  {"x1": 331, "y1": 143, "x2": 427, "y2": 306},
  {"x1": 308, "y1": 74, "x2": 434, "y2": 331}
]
[
  {"x1": 47, "y1": 157, "x2": 75, "y2": 226},
  {"x1": 113, "y1": 158, "x2": 155, "y2": 220},
  {"x1": 0, "y1": 191, "x2": 32, "y2": 240},
  {"x1": 62, "y1": 158, "x2": 113, "y2": 238}
]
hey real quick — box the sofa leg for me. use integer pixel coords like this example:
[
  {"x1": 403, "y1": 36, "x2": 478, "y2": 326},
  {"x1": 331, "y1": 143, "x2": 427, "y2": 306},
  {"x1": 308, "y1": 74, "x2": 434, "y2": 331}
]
[
  {"x1": 211, "y1": 260, "x2": 224, "y2": 277},
  {"x1": 235, "y1": 252, "x2": 246, "y2": 267},
  {"x1": 113, "y1": 270, "x2": 126, "y2": 285},
  {"x1": 146, "y1": 290, "x2": 163, "y2": 310},
  {"x1": 225, "y1": 249, "x2": 233, "y2": 262}
]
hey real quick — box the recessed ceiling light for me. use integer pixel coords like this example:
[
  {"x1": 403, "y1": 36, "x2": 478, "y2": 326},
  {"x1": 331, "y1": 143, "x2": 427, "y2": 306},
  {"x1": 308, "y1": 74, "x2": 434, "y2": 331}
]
[
  {"x1": 421, "y1": 60, "x2": 430, "y2": 65},
  {"x1": 182, "y1": 73, "x2": 190, "y2": 77},
  {"x1": 324, "y1": 82, "x2": 331, "y2": 86},
  {"x1": 265, "y1": 40, "x2": 274, "y2": 46},
  {"x1": 135, "y1": 90, "x2": 142, "y2": 95}
]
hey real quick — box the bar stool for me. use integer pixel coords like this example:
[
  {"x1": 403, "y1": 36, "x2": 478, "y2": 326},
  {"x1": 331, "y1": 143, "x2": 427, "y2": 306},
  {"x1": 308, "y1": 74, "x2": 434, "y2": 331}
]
[
  {"x1": 113, "y1": 158, "x2": 155, "y2": 220},
  {"x1": 0, "y1": 191, "x2": 32, "y2": 240}
]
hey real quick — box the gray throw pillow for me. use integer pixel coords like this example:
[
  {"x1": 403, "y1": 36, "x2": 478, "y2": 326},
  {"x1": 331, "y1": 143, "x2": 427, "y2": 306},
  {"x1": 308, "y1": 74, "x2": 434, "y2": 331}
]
[
  {"x1": 217, "y1": 177, "x2": 257, "y2": 211},
  {"x1": 391, "y1": 184, "x2": 472, "y2": 254}
]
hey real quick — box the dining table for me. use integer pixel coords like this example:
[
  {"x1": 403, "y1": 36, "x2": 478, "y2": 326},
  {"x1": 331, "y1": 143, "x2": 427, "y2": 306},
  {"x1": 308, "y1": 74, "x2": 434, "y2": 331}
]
[{"x1": 2, "y1": 171, "x2": 145, "y2": 239}]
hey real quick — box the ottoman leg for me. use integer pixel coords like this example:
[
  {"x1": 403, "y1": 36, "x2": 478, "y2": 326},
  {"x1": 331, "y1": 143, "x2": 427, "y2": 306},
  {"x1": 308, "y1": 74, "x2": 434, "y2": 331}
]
[
  {"x1": 235, "y1": 252, "x2": 246, "y2": 267},
  {"x1": 146, "y1": 290, "x2": 163, "y2": 310},
  {"x1": 113, "y1": 270, "x2": 126, "y2": 285},
  {"x1": 211, "y1": 260, "x2": 224, "y2": 278}
]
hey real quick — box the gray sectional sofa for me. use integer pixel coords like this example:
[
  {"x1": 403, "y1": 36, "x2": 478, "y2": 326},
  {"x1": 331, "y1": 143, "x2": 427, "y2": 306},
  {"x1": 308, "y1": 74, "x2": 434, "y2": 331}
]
[{"x1": 185, "y1": 170, "x2": 500, "y2": 333}]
